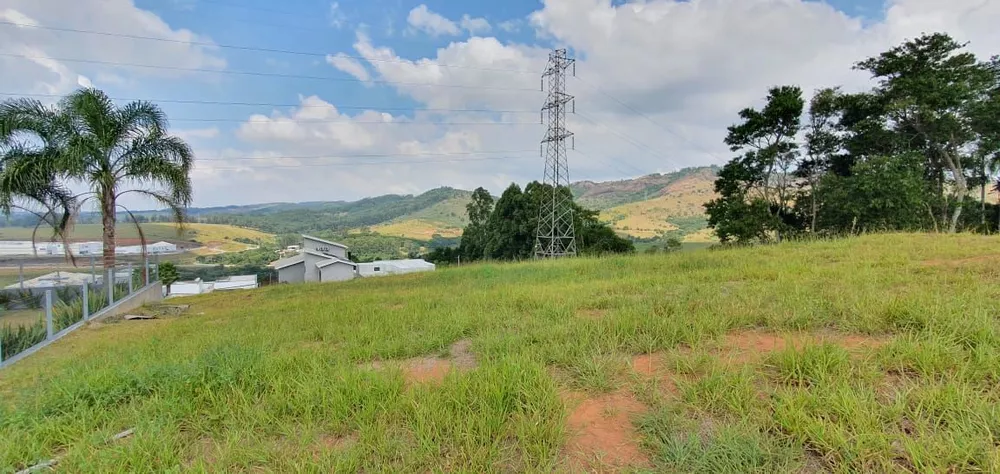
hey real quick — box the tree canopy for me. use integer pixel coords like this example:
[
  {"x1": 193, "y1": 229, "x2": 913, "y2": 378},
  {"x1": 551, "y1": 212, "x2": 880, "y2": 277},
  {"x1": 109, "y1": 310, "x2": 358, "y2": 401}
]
[{"x1": 707, "y1": 33, "x2": 1000, "y2": 243}]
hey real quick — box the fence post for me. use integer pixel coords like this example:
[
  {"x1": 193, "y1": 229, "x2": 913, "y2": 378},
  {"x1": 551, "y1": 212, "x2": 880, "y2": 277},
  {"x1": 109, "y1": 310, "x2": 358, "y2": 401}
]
[
  {"x1": 18, "y1": 263, "x2": 23, "y2": 290},
  {"x1": 127, "y1": 263, "x2": 133, "y2": 294},
  {"x1": 144, "y1": 255, "x2": 150, "y2": 286},
  {"x1": 82, "y1": 282, "x2": 89, "y2": 320},
  {"x1": 45, "y1": 289, "x2": 53, "y2": 339},
  {"x1": 107, "y1": 268, "x2": 114, "y2": 306}
]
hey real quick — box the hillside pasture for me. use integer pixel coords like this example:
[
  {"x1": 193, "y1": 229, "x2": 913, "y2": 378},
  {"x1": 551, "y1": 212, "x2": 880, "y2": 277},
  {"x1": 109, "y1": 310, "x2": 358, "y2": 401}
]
[{"x1": 1, "y1": 234, "x2": 999, "y2": 472}]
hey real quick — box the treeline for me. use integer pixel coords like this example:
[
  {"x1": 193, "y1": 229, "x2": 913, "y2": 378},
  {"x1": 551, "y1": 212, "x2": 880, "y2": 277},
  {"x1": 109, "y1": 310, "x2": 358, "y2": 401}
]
[
  {"x1": 707, "y1": 33, "x2": 1000, "y2": 243},
  {"x1": 427, "y1": 182, "x2": 633, "y2": 263}
]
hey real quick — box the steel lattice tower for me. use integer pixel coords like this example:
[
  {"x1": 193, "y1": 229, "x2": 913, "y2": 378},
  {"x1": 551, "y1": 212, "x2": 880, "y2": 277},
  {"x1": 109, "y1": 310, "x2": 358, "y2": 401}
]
[{"x1": 535, "y1": 49, "x2": 577, "y2": 259}]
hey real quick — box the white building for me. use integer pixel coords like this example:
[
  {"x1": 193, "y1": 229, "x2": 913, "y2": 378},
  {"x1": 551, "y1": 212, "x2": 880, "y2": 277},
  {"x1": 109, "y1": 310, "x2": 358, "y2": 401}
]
[
  {"x1": 169, "y1": 274, "x2": 257, "y2": 296},
  {"x1": 213, "y1": 274, "x2": 258, "y2": 291},
  {"x1": 358, "y1": 259, "x2": 436, "y2": 278},
  {"x1": 271, "y1": 235, "x2": 357, "y2": 284},
  {"x1": 0, "y1": 240, "x2": 178, "y2": 256}
]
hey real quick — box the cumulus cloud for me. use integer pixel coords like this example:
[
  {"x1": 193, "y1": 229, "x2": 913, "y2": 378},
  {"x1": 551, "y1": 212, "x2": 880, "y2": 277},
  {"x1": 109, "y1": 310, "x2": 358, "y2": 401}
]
[{"x1": 0, "y1": 0, "x2": 225, "y2": 96}]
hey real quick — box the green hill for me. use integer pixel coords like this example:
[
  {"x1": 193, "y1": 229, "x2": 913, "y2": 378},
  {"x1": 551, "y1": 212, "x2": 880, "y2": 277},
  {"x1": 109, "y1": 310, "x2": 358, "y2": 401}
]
[{"x1": 2, "y1": 234, "x2": 998, "y2": 471}]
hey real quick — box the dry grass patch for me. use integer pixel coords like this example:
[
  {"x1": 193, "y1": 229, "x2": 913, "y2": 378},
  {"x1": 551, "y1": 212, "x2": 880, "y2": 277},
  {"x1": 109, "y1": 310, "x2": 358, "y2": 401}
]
[{"x1": 367, "y1": 338, "x2": 478, "y2": 385}]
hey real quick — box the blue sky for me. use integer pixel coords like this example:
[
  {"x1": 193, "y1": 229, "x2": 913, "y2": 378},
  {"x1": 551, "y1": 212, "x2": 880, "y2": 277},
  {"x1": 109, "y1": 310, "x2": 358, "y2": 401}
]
[{"x1": 1, "y1": 0, "x2": 996, "y2": 207}]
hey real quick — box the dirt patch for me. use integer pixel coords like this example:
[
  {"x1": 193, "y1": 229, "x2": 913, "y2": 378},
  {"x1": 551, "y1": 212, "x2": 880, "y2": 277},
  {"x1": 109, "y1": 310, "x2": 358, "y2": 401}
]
[
  {"x1": 368, "y1": 339, "x2": 477, "y2": 385},
  {"x1": 577, "y1": 308, "x2": 608, "y2": 320},
  {"x1": 719, "y1": 330, "x2": 887, "y2": 364},
  {"x1": 449, "y1": 339, "x2": 476, "y2": 370},
  {"x1": 631, "y1": 353, "x2": 678, "y2": 396},
  {"x1": 563, "y1": 389, "x2": 650, "y2": 471}
]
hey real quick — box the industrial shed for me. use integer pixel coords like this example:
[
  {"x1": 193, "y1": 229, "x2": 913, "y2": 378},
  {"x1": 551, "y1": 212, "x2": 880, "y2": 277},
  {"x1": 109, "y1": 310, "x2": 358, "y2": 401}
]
[{"x1": 357, "y1": 259, "x2": 435, "y2": 278}]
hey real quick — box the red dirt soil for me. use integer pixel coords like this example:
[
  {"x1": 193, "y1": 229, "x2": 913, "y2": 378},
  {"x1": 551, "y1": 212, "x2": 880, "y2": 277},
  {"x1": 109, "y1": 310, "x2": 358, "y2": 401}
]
[
  {"x1": 370, "y1": 339, "x2": 477, "y2": 385},
  {"x1": 563, "y1": 389, "x2": 649, "y2": 471},
  {"x1": 631, "y1": 353, "x2": 678, "y2": 395},
  {"x1": 720, "y1": 330, "x2": 887, "y2": 363}
]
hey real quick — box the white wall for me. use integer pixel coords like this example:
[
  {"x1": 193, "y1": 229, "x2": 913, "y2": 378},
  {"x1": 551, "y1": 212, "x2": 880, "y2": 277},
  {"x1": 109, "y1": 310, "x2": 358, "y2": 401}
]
[
  {"x1": 278, "y1": 262, "x2": 305, "y2": 283},
  {"x1": 319, "y1": 263, "x2": 356, "y2": 282}
]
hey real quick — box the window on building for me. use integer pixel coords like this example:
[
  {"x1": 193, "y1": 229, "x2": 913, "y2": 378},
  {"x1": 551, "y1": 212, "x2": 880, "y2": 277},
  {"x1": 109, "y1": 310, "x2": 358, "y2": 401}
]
[{"x1": 374, "y1": 267, "x2": 381, "y2": 272}]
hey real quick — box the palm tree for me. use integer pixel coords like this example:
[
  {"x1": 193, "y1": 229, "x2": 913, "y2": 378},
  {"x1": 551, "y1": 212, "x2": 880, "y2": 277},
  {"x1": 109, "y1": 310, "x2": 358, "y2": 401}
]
[
  {"x1": 0, "y1": 88, "x2": 194, "y2": 267},
  {"x1": 0, "y1": 99, "x2": 78, "y2": 256},
  {"x1": 60, "y1": 89, "x2": 194, "y2": 267}
]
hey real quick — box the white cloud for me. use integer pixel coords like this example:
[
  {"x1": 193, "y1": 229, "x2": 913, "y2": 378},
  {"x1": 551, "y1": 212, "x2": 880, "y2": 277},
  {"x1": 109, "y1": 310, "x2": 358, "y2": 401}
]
[
  {"x1": 460, "y1": 15, "x2": 491, "y2": 34},
  {"x1": 406, "y1": 5, "x2": 490, "y2": 36},
  {"x1": 0, "y1": 1, "x2": 225, "y2": 96},
  {"x1": 407, "y1": 4, "x2": 460, "y2": 36},
  {"x1": 326, "y1": 53, "x2": 371, "y2": 82}
]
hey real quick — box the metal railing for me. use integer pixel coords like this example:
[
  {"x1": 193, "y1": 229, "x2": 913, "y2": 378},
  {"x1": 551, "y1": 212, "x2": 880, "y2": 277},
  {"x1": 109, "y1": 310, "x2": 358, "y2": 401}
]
[{"x1": 0, "y1": 261, "x2": 160, "y2": 367}]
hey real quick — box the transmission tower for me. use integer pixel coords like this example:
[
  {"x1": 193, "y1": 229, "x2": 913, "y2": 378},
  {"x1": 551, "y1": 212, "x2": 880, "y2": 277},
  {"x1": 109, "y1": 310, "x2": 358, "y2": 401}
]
[{"x1": 535, "y1": 49, "x2": 577, "y2": 259}]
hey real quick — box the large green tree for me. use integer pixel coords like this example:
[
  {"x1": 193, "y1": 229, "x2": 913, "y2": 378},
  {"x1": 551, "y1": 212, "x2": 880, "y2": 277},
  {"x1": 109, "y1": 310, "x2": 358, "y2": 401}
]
[
  {"x1": 0, "y1": 89, "x2": 194, "y2": 267},
  {"x1": 854, "y1": 33, "x2": 996, "y2": 232},
  {"x1": 705, "y1": 86, "x2": 805, "y2": 243},
  {"x1": 459, "y1": 187, "x2": 494, "y2": 261}
]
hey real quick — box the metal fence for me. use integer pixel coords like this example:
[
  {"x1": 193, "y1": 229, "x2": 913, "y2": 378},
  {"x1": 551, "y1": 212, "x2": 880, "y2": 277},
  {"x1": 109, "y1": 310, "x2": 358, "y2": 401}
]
[{"x1": 0, "y1": 261, "x2": 160, "y2": 366}]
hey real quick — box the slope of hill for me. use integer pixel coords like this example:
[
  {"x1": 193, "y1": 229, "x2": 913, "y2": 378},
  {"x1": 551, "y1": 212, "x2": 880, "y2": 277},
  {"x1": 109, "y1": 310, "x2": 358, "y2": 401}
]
[
  {"x1": 365, "y1": 190, "x2": 471, "y2": 239},
  {"x1": 599, "y1": 168, "x2": 719, "y2": 240},
  {"x1": 2, "y1": 234, "x2": 997, "y2": 472},
  {"x1": 571, "y1": 166, "x2": 720, "y2": 211}
]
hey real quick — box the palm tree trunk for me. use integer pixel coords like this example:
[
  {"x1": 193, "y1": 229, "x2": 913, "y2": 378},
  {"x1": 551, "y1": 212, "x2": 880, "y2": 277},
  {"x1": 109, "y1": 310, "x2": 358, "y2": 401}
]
[{"x1": 102, "y1": 190, "x2": 116, "y2": 268}]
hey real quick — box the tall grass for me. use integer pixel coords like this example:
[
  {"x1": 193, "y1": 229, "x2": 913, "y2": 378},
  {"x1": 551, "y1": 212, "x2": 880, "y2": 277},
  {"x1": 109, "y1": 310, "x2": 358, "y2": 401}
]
[{"x1": 0, "y1": 233, "x2": 999, "y2": 471}]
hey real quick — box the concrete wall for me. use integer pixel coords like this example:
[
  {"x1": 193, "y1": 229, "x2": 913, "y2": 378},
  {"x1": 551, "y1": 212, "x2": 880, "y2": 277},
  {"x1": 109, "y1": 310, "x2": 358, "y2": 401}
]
[
  {"x1": 91, "y1": 281, "x2": 164, "y2": 322},
  {"x1": 278, "y1": 262, "x2": 305, "y2": 283},
  {"x1": 320, "y1": 263, "x2": 356, "y2": 282}
]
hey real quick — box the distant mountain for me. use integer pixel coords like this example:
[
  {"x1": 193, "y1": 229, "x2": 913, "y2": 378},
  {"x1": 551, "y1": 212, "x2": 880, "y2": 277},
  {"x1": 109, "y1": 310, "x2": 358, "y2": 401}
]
[
  {"x1": 99, "y1": 167, "x2": 721, "y2": 242},
  {"x1": 571, "y1": 166, "x2": 720, "y2": 211}
]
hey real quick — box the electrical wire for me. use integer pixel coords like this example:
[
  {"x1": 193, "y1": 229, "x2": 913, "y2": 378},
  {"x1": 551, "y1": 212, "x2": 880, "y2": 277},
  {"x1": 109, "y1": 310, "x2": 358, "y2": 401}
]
[
  {"x1": 0, "y1": 53, "x2": 543, "y2": 91},
  {"x1": 0, "y1": 21, "x2": 540, "y2": 74},
  {"x1": 195, "y1": 154, "x2": 536, "y2": 170},
  {"x1": 0, "y1": 92, "x2": 540, "y2": 114},
  {"x1": 195, "y1": 149, "x2": 537, "y2": 162}
]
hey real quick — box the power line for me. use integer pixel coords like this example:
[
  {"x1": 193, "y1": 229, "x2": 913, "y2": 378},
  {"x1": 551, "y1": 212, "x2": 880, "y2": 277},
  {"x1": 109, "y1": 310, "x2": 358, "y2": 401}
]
[
  {"x1": 0, "y1": 93, "x2": 540, "y2": 114},
  {"x1": 0, "y1": 53, "x2": 543, "y2": 91},
  {"x1": 573, "y1": 76, "x2": 726, "y2": 162},
  {"x1": 0, "y1": 22, "x2": 539, "y2": 74},
  {"x1": 574, "y1": 112, "x2": 676, "y2": 173},
  {"x1": 196, "y1": 154, "x2": 535, "y2": 170},
  {"x1": 173, "y1": 117, "x2": 541, "y2": 125},
  {"x1": 196, "y1": 149, "x2": 536, "y2": 162}
]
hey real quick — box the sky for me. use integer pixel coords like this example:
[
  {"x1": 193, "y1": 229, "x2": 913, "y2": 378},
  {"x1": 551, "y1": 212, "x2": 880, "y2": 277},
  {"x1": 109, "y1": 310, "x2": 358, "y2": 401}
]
[{"x1": 0, "y1": 0, "x2": 998, "y2": 208}]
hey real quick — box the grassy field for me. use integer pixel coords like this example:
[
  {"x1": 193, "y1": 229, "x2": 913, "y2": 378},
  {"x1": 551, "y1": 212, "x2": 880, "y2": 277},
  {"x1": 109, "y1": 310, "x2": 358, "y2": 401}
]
[
  {"x1": 2, "y1": 233, "x2": 1000, "y2": 472},
  {"x1": 366, "y1": 219, "x2": 463, "y2": 240}
]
